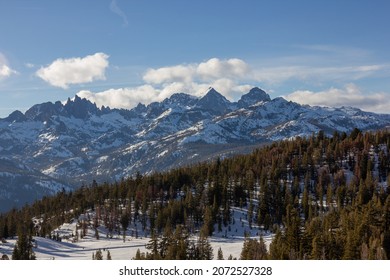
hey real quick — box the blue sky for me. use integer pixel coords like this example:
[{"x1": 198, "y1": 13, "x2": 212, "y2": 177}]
[{"x1": 0, "y1": 0, "x2": 390, "y2": 117}]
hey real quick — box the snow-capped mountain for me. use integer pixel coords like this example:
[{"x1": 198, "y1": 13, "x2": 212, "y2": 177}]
[{"x1": 1, "y1": 87, "x2": 389, "y2": 211}]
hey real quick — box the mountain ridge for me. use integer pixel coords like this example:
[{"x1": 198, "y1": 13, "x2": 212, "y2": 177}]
[{"x1": 1, "y1": 87, "x2": 390, "y2": 211}]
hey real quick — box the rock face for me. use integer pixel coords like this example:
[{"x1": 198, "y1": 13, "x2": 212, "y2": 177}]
[
  {"x1": 195, "y1": 87, "x2": 232, "y2": 114},
  {"x1": 1, "y1": 87, "x2": 390, "y2": 211},
  {"x1": 237, "y1": 87, "x2": 271, "y2": 108}
]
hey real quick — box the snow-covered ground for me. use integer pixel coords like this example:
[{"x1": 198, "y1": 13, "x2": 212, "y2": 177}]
[{"x1": 0, "y1": 205, "x2": 273, "y2": 260}]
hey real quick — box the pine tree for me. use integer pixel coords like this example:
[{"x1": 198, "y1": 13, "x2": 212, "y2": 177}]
[
  {"x1": 343, "y1": 233, "x2": 359, "y2": 259},
  {"x1": 94, "y1": 249, "x2": 103, "y2": 260},
  {"x1": 159, "y1": 225, "x2": 172, "y2": 259},
  {"x1": 311, "y1": 236, "x2": 325, "y2": 260},
  {"x1": 196, "y1": 235, "x2": 214, "y2": 260},
  {"x1": 134, "y1": 248, "x2": 147, "y2": 260},
  {"x1": 302, "y1": 184, "x2": 309, "y2": 220},
  {"x1": 217, "y1": 247, "x2": 224, "y2": 260},
  {"x1": 240, "y1": 237, "x2": 268, "y2": 260},
  {"x1": 285, "y1": 204, "x2": 301, "y2": 256},
  {"x1": 146, "y1": 230, "x2": 160, "y2": 259},
  {"x1": 106, "y1": 250, "x2": 112, "y2": 260},
  {"x1": 12, "y1": 227, "x2": 36, "y2": 260},
  {"x1": 201, "y1": 206, "x2": 214, "y2": 237},
  {"x1": 120, "y1": 212, "x2": 130, "y2": 242}
]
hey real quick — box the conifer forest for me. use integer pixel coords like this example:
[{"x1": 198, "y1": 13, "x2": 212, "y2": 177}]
[{"x1": 1, "y1": 128, "x2": 390, "y2": 260}]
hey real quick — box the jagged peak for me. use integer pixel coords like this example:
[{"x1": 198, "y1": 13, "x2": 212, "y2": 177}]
[
  {"x1": 66, "y1": 94, "x2": 95, "y2": 106},
  {"x1": 134, "y1": 102, "x2": 146, "y2": 110},
  {"x1": 61, "y1": 95, "x2": 100, "y2": 119}
]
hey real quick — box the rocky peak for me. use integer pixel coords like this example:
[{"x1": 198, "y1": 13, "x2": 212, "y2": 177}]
[
  {"x1": 24, "y1": 101, "x2": 63, "y2": 122},
  {"x1": 64, "y1": 95, "x2": 100, "y2": 119},
  {"x1": 195, "y1": 87, "x2": 231, "y2": 114},
  {"x1": 3, "y1": 110, "x2": 27, "y2": 123},
  {"x1": 238, "y1": 87, "x2": 271, "y2": 108},
  {"x1": 133, "y1": 102, "x2": 147, "y2": 113},
  {"x1": 163, "y1": 93, "x2": 197, "y2": 108}
]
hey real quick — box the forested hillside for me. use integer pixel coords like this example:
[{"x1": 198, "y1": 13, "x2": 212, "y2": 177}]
[{"x1": 1, "y1": 128, "x2": 389, "y2": 260}]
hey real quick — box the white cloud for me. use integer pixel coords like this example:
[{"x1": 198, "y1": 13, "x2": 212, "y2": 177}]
[
  {"x1": 76, "y1": 83, "x2": 210, "y2": 110},
  {"x1": 36, "y1": 53, "x2": 109, "y2": 89},
  {"x1": 284, "y1": 84, "x2": 390, "y2": 113},
  {"x1": 90, "y1": 58, "x2": 249, "y2": 108},
  {"x1": 156, "y1": 82, "x2": 206, "y2": 99},
  {"x1": 143, "y1": 58, "x2": 250, "y2": 85},
  {"x1": 77, "y1": 85, "x2": 159, "y2": 109},
  {"x1": 196, "y1": 58, "x2": 249, "y2": 80},
  {"x1": 143, "y1": 64, "x2": 196, "y2": 84},
  {"x1": 0, "y1": 64, "x2": 16, "y2": 79},
  {"x1": 0, "y1": 53, "x2": 17, "y2": 79}
]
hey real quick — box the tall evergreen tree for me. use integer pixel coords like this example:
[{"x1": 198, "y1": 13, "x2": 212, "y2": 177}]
[
  {"x1": 217, "y1": 247, "x2": 224, "y2": 260},
  {"x1": 12, "y1": 228, "x2": 36, "y2": 260}
]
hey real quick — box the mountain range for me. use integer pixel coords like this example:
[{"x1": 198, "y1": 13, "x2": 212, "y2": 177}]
[{"x1": 1, "y1": 87, "x2": 389, "y2": 211}]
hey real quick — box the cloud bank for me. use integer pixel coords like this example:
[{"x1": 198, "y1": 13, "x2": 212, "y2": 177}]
[
  {"x1": 36, "y1": 53, "x2": 109, "y2": 89},
  {"x1": 75, "y1": 56, "x2": 389, "y2": 114},
  {"x1": 284, "y1": 84, "x2": 390, "y2": 114},
  {"x1": 78, "y1": 58, "x2": 254, "y2": 110}
]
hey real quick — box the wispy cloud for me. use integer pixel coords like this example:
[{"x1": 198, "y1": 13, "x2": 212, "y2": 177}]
[
  {"x1": 109, "y1": 0, "x2": 128, "y2": 27},
  {"x1": 249, "y1": 44, "x2": 388, "y2": 85},
  {"x1": 252, "y1": 64, "x2": 388, "y2": 85},
  {"x1": 293, "y1": 44, "x2": 372, "y2": 59},
  {"x1": 25, "y1": 63, "x2": 35, "y2": 69},
  {"x1": 36, "y1": 53, "x2": 109, "y2": 89}
]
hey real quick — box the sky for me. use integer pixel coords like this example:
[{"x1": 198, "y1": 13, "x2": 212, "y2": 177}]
[{"x1": 0, "y1": 0, "x2": 390, "y2": 117}]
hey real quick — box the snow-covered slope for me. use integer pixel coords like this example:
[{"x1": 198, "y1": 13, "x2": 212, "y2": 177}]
[
  {"x1": 0, "y1": 204, "x2": 273, "y2": 260},
  {"x1": 1, "y1": 87, "x2": 390, "y2": 211}
]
